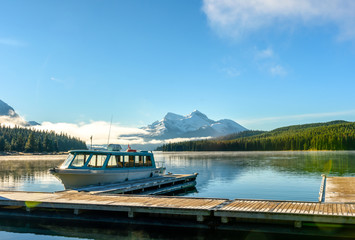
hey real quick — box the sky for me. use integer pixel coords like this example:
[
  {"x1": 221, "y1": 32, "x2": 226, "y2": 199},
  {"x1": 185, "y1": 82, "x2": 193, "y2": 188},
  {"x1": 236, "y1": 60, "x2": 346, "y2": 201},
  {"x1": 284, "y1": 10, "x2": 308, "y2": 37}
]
[{"x1": 1, "y1": 0, "x2": 355, "y2": 144}]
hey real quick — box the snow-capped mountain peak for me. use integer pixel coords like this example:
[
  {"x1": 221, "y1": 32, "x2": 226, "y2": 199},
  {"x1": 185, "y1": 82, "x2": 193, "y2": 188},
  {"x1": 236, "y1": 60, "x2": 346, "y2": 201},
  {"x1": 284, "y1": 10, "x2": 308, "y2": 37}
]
[
  {"x1": 187, "y1": 110, "x2": 208, "y2": 119},
  {"x1": 164, "y1": 112, "x2": 184, "y2": 121},
  {"x1": 141, "y1": 110, "x2": 247, "y2": 140}
]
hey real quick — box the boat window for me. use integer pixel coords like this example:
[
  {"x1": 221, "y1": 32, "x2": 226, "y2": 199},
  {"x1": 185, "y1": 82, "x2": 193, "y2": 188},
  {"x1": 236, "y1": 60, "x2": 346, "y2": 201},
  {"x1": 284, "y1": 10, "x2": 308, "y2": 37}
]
[
  {"x1": 106, "y1": 155, "x2": 123, "y2": 168},
  {"x1": 145, "y1": 156, "x2": 152, "y2": 167},
  {"x1": 122, "y1": 156, "x2": 129, "y2": 167},
  {"x1": 87, "y1": 154, "x2": 107, "y2": 168},
  {"x1": 70, "y1": 154, "x2": 90, "y2": 167},
  {"x1": 135, "y1": 156, "x2": 141, "y2": 167},
  {"x1": 60, "y1": 153, "x2": 74, "y2": 169},
  {"x1": 128, "y1": 155, "x2": 135, "y2": 167},
  {"x1": 137, "y1": 156, "x2": 144, "y2": 167}
]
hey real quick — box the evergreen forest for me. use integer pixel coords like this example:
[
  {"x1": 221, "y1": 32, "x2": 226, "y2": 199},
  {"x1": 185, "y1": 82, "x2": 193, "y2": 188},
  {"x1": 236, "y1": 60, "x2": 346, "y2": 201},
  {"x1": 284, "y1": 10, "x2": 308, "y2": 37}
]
[
  {"x1": 0, "y1": 125, "x2": 87, "y2": 153},
  {"x1": 157, "y1": 121, "x2": 355, "y2": 151}
]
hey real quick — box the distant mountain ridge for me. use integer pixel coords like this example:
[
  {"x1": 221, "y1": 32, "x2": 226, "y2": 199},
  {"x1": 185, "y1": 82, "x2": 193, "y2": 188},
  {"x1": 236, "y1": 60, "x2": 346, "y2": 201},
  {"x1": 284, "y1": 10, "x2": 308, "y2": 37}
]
[
  {"x1": 139, "y1": 110, "x2": 247, "y2": 140},
  {"x1": 0, "y1": 99, "x2": 18, "y2": 118},
  {"x1": 0, "y1": 99, "x2": 39, "y2": 126}
]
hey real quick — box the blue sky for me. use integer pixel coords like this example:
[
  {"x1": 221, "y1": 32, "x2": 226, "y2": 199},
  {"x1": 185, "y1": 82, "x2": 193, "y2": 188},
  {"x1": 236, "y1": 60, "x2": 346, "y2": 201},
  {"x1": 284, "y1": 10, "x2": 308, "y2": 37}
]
[{"x1": 1, "y1": 0, "x2": 355, "y2": 141}]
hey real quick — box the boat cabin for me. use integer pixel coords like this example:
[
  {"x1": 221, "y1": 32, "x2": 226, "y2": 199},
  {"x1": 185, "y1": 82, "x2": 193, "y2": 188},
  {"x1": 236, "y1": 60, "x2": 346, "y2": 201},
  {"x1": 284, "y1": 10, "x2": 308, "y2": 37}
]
[{"x1": 60, "y1": 150, "x2": 155, "y2": 170}]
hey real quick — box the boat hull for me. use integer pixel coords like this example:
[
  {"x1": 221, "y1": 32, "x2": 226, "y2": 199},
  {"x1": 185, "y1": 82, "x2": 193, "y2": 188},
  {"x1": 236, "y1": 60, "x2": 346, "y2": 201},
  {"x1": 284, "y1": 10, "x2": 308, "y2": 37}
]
[{"x1": 52, "y1": 167, "x2": 165, "y2": 189}]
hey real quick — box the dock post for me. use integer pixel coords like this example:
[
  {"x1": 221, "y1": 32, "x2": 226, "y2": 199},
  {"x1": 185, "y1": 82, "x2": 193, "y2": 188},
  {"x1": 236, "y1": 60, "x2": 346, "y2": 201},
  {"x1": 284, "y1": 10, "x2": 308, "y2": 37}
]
[
  {"x1": 128, "y1": 210, "x2": 134, "y2": 218},
  {"x1": 318, "y1": 174, "x2": 326, "y2": 203},
  {"x1": 221, "y1": 217, "x2": 229, "y2": 224},
  {"x1": 196, "y1": 215, "x2": 204, "y2": 222},
  {"x1": 294, "y1": 221, "x2": 302, "y2": 228},
  {"x1": 74, "y1": 209, "x2": 82, "y2": 215}
]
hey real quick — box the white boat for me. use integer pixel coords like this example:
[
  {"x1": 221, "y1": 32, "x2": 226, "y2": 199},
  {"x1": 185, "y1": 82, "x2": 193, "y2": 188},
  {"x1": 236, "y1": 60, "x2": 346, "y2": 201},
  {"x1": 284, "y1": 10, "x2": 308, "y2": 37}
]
[{"x1": 50, "y1": 146, "x2": 166, "y2": 189}]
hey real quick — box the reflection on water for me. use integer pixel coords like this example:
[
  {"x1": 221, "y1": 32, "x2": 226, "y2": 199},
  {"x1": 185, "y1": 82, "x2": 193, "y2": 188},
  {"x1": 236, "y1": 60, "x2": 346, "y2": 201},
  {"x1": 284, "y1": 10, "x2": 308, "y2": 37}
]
[
  {"x1": 0, "y1": 152, "x2": 355, "y2": 239},
  {"x1": 0, "y1": 215, "x2": 350, "y2": 240},
  {"x1": 155, "y1": 151, "x2": 355, "y2": 201},
  {"x1": 0, "y1": 155, "x2": 65, "y2": 192}
]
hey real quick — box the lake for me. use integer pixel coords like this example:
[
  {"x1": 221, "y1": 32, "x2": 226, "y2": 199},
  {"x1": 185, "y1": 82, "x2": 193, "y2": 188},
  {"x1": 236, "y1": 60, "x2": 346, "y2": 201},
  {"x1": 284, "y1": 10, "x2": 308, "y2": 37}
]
[{"x1": 0, "y1": 151, "x2": 354, "y2": 239}]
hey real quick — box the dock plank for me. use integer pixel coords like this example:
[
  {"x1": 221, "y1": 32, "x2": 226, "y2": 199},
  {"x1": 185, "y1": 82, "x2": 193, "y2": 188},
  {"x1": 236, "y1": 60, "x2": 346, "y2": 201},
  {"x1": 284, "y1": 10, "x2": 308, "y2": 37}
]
[
  {"x1": 273, "y1": 202, "x2": 286, "y2": 213},
  {"x1": 325, "y1": 177, "x2": 355, "y2": 203},
  {"x1": 279, "y1": 202, "x2": 292, "y2": 213},
  {"x1": 250, "y1": 201, "x2": 266, "y2": 212}
]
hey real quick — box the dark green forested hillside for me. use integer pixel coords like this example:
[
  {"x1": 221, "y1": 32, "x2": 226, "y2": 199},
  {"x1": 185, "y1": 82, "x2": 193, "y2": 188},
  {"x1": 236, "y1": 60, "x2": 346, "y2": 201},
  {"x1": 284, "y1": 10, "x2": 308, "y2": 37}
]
[
  {"x1": 157, "y1": 121, "x2": 355, "y2": 151},
  {"x1": 215, "y1": 130, "x2": 266, "y2": 140},
  {"x1": 0, "y1": 125, "x2": 87, "y2": 153}
]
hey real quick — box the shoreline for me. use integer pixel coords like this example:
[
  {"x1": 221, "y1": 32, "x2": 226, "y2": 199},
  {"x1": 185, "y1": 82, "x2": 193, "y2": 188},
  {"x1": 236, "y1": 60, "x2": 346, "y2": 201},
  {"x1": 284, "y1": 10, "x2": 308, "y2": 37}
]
[{"x1": 0, "y1": 151, "x2": 68, "y2": 156}]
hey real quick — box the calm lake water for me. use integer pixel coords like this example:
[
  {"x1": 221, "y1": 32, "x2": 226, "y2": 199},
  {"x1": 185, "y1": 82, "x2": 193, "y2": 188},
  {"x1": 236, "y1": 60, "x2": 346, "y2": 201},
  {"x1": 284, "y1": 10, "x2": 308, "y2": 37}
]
[{"x1": 0, "y1": 151, "x2": 354, "y2": 239}]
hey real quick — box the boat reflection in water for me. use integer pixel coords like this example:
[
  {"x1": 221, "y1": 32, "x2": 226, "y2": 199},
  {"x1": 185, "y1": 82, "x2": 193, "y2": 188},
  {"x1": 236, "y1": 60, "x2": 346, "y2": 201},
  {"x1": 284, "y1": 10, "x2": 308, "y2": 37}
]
[{"x1": 50, "y1": 144, "x2": 166, "y2": 189}]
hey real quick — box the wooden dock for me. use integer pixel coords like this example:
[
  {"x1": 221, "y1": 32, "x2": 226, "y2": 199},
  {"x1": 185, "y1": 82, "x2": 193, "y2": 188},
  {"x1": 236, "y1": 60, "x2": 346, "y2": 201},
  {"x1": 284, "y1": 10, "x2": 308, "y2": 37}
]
[
  {"x1": 0, "y1": 190, "x2": 354, "y2": 235},
  {"x1": 0, "y1": 176, "x2": 354, "y2": 236}
]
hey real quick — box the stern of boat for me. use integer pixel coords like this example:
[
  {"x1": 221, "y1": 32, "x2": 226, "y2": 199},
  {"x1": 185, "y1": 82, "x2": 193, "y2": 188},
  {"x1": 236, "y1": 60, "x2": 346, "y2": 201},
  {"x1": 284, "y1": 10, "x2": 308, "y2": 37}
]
[{"x1": 158, "y1": 166, "x2": 166, "y2": 175}]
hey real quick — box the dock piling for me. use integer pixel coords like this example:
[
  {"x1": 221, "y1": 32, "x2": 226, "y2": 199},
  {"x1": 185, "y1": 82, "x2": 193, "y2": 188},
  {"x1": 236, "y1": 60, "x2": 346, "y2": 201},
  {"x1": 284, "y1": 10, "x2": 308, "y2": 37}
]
[
  {"x1": 221, "y1": 216, "x2": 229, "y2": 224},
  {"x1": 128, "y1": 210, "x2": 134, "y2": 218},
  {"x1": 294, "y1": 221, "x2": 302, "y2": 228},
  {"x1": 196, "y1": 215, "x2": 204, "y2": 222}
]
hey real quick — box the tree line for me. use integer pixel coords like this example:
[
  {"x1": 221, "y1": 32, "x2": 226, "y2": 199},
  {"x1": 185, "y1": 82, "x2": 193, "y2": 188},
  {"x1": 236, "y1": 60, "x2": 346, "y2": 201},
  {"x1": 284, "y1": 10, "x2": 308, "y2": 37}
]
[
  {"x1": 0, "y1": 125, "x2": 87, "y2": 153},
  {"x1": 157, "y1": 121, "x2": 355, "y2": 151}
]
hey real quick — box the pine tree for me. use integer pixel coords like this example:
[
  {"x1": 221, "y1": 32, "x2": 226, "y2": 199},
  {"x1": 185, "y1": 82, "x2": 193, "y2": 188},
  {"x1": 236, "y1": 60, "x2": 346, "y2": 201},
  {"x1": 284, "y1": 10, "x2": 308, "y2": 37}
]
[
  {"x1": 0, "y1": 136, "x2": 5, "y2": 151},
  {"x1": 24, "y1": 133, "x2": 36, "y2": 152}
]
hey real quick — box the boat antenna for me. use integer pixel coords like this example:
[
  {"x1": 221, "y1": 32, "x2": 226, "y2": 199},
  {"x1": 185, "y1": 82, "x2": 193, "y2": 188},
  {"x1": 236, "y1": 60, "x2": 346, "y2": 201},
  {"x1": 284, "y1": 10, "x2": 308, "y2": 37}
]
[
  {"x1": 107, "y1": 115, "x2": 113, "y2": 146},
  {"x1": 90, "y1": 135, "x2": 93, "y2": 150}
]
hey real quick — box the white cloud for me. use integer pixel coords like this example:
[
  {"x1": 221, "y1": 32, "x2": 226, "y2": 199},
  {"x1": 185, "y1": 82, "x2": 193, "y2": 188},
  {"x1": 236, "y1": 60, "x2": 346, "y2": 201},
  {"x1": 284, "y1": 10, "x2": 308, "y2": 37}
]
[
  {"x1": 221, "y1": 67, "x2": 240, "y2": 77},
  {"x1": 202, "y1": 0, "x2": 355, "y2": 40},
  {"x1": 33, "y1": 121, "x2": 148, "y2": 145},
  {"x1": 162, "y1": 137, "x2": 212, "y2": 143},
  {"x1": 254, "y1": 47, "x2": 287, "y2": 76},
  {"x1": 238, "y1": 109, "x2": 355, "y2": 128},
  {"x1": 0, "y1": 116, "x2": 28, "y2": 127},
  {"x1": 270, "y1": 64, "x2": 287, "y2": 76},
  {"x1": 256, "y1": 47, "x2": 274, "y2": 59},
  {"x1": 50, "y1": 77, "x2": 63, "y2": 83}
]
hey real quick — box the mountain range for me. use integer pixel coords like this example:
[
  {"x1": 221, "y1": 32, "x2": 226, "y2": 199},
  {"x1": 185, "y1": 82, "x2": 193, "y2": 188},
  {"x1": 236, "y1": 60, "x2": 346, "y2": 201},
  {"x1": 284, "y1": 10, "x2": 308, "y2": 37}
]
[
  {"x1": 0, "y1": 99, "x2": 39, "y2": 126},
  {"x1": 138, "y1": 110, "x2": 247, "y2": 140}
]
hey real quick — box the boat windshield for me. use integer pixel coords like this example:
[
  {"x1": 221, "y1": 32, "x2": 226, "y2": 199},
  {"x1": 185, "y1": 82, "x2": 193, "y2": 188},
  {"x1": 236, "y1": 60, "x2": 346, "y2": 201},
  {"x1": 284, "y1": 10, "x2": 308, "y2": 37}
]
[
  {"x1": 60, "y1": 153, "x2": 74, "y2": 169},
  {"x1": 70, "y1": 153, "x2": 91, "y2": 167}
]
